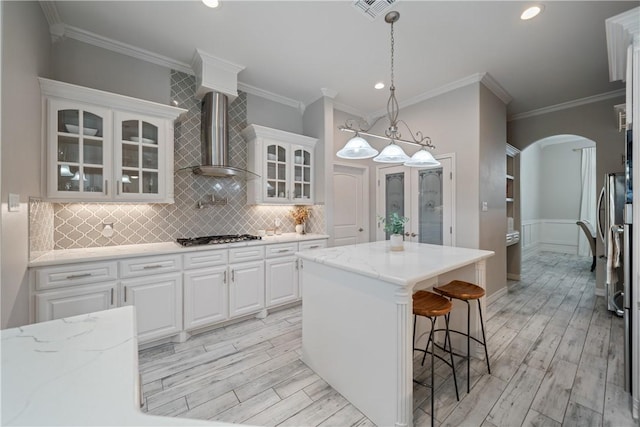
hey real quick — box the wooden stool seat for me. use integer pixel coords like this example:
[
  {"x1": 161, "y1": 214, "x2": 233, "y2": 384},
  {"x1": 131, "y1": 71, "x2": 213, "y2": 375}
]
[
  {"x1": 433, "y1": 280, "x2": 485, "y2": 300},
  {"x1": 413, "y1": 291, "x2": 452, "y2": 317}
]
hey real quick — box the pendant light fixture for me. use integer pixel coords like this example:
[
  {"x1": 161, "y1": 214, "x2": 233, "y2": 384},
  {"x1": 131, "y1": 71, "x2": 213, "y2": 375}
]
[{"x1": 336, "y1": 11, "x2": 440, "y2": 168}]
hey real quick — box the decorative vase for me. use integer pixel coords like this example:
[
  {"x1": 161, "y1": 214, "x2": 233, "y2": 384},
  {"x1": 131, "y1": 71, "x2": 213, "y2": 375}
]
[
  {"x1": 390, "y1": 233, "x2": 404, "y2": 251},
  {"x1": 295, "y1": 223, "x2": 305, "y2": 235}
]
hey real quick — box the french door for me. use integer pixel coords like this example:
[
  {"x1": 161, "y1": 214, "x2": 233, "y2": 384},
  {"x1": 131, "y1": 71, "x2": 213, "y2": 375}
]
[{"x1": 376, "y1": 154, "x2": 455, "y2": 246}]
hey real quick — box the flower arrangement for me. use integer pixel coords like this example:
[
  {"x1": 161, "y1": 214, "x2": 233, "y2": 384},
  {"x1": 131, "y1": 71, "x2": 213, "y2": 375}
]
[
  {"x1": 379, "y1": 212, "x2": 409, "y2": 235},
  {"x1": 290, "y1": 205, "x2": 311, "y2": 225}
]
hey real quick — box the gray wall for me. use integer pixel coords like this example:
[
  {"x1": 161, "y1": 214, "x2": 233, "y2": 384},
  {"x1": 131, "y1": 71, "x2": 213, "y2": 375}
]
[
  {"x1": 52, "y1": 38, "x2": 170, "y2": 105},
  {"x1": 247, "y1": 93, "x2": 303, "y2": 134},
  {"x1": 521, "y1": 143, "x2": 542, "y2": 221},
  {"x1": 1, "y1": 1, "x2": 52, "y2": 328}
]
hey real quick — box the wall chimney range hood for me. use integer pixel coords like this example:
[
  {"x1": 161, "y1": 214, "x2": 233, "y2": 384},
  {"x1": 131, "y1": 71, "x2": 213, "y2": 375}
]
[{"x1": 191, "y1": 49, "x2": 256, "y2": 178}]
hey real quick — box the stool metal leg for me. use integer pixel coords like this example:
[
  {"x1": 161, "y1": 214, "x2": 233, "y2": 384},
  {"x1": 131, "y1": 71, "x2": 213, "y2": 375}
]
[
  {"x1": 444, "y1": 314, "x2": 459, "y2": 401},
  {"x1": 466, "y1": 300, "x2": 471, "y2": 393},
  {"x1": 478, "y1": 299, "x2": 491, "y2": 374},
  {"x1": 422, "y1": 316, "x2": 436, "y2": 366},
  {"x1": 429, "y1": 317, "x2": 435, "y2": 427}
]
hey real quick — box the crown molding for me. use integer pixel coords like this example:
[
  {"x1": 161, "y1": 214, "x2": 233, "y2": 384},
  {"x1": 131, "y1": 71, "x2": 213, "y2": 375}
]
[
  {"x1": 480, "y1": 73, "x2": 512, "y2": 105},
  {"x1": 606, "y1": 6, "x2": 640, "y2": 82},
  {"x1": 320, "y1": 88, "x2": 338, "y2": 99},
  {"x1": 39, "y1": 1, "x2": 63, "y2": 42},
  {"x1": 508, "y1": 89, "x2": 626, "y2": 122},
  {"x1": 238, "y1": 82, "x2": 305, "y2": 114}
]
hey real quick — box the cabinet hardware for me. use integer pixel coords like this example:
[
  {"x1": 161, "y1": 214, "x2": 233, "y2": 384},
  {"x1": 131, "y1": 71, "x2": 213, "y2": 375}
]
[
  {"x1": 66, "y1": 273, "x2": 92, "y2": 279},
  {"x1": 110, "y1": 288, "x2": 114, "y2": 305},
  {"x1": 105, "y1": 180, "x2": 108, "y2": 196},
  {"x1": 287, "y1": 190, "x2": 290, "y2": 199},
  {"x1": 223, "y1": 271, "x2": 227, "y2": 284},
  {"x1": 358, "y1": 228, "x2": 364, "y2": 232},
  {"x1": 116, "y1": 180, "x2": 120, "y2": 195},
  {"x1": 143, "y1": 264, "x2": 163, "y2": 269},
  {"x1": 295, "y1": 259, "x2": 299, "y2": 270},
  {"x1": 231, "y1": 270, "x2": 235, "y2": 282},
  {"x1": 277, "y1": 249, "x2": 290, "y2": 253},
  {"x1": 309, "y1": 245, "x2": 319, "y2": 249},
  {"x1": 300, "y1": 260, "x2": 304, "y2": 269},
  {"x1": 124, "y1": 286, "x2": 127, "y2": 302}
]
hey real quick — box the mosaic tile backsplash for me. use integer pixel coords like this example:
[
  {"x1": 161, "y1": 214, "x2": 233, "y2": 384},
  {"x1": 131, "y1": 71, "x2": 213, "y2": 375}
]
[{"x1": 30, "y1": 70, "x2": 324, "y2": 251}]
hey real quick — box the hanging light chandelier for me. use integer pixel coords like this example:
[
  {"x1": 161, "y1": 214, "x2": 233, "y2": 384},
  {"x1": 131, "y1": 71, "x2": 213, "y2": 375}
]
[{"x1": 336, "y1": 11, "x2": 440, "y2": 168}]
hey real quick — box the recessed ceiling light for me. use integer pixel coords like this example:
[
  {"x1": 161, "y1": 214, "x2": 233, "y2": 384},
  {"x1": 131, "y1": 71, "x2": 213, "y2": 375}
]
[
  {"x1": 374, "y1": 82, "x2": 385, "y2": 90},
  {"x1": 521, "y1": 5, "x2": 543, "y2": 20},
  {"x1": 202, "y1": 0, "x2": 220, "y2": 8}
]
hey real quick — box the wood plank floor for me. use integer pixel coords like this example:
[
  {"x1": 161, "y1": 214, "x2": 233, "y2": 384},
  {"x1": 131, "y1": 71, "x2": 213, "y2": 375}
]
[{"x1": 140, "y1": 251, "x2": 637, "y2": 426}]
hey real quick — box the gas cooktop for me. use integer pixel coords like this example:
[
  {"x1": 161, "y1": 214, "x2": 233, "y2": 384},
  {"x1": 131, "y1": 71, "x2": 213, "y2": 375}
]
[{"x1": 176, "y1": 234, "x2": 262, "y2": 247}]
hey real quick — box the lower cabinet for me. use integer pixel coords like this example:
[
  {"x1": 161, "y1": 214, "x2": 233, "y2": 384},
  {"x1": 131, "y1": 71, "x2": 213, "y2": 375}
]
[
  {"x1": 229, "y1": 260, "x2": 265, "y2": 318},
  {"x1": 121, "y1": 272, "x2": 183, "y2": 343},
  {"x1": 265, "y1": 256, "x2": 298, "y2": 307},
  {"x1": 183, "y1": 266, "x2": 228, "y2": 330},
  {"x1": 36, "y1": 282, "x2": 118, "y2": 322}
]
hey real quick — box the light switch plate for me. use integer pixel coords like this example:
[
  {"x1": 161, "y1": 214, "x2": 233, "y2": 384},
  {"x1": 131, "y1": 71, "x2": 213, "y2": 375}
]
[
  {"x1": 481, "y1": 201, "x2": 488, "y2": 212},
  {"x1": 8, "y1": 193, "x2": 20, "y2": 212}
]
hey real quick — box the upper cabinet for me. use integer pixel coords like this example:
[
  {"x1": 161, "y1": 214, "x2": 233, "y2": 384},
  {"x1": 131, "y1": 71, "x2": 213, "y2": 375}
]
[
  {"x1": 40, "y1": 78, "x2": 186, "y2": 203},
  {"x1": 242, "y1": 124, "x2": 317, "y2": 205}
]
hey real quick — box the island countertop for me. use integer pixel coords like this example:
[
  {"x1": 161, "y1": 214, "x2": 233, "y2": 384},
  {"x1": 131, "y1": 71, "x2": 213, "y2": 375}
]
[
  {"x1": 1, "y1": 307, "x2": 229, "y2": 426},
  {"x1": 295, "y1": 240, "x2": 494, "y2": 287}
]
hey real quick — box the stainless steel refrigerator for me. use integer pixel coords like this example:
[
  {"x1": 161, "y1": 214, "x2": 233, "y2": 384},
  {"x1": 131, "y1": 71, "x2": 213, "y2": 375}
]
[{"x1": 597, "y1": 129, "x2": 634, "y2": 394}]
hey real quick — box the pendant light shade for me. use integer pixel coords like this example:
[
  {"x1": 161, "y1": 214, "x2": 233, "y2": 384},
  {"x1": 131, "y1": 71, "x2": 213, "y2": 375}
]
[
  {"x1": 336, "y1": 135, "x2": 379, "y2": 159},
  {"x1": 373, "y1": 142, "x2": 410, "y2": 163},
  {"x1": 404, "y1": 148, "x2": 441, "y2": 168}
]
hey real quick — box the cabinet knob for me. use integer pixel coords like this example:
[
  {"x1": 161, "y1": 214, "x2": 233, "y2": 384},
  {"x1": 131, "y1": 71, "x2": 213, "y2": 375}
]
[{"x1": 358, "y1": 228, "x2": 364, "y2": 232}]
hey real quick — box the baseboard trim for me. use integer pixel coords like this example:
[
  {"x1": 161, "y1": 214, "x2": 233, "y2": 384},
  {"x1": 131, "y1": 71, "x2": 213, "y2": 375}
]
[
  {"x1": 487, "y1": 286, "x2": 508, "y2": 305},
  {"x1": 507, "y1": 273, "x2": 521, "y2": 281},
  {"x1": 595, "y1": 287, "x2": 605, "y2": 297}
]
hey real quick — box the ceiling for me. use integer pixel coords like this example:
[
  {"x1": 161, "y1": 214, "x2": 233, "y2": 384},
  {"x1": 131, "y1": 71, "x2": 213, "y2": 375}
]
[{"x1": 50, "y1": 1, "x2": 638, "y2": 118}]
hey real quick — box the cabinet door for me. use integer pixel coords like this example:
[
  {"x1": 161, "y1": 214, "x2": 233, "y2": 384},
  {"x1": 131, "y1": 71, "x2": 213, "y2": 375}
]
[
  {"x1": 184, "y1": 266, "x2": 228, "y2": 330},
  {"x1": 48, "y1": 99, "x2": 112, "y2": 200},
  {"x1": 114, "y1": 113, "x2": 166, "y2": 201},
  {"x1": 265, "y1": 257, "x2": 298, "y2": 307},
  {"x1": 264, "y1": 142, "x2": 290, "y2": 202},
  {"x1": 229, "y1": 261, "x2": 265, "y2": 318},
  {"x1": 35, "y1": 282, "x2": 117, "y2": 322},
  {"x1": 291, "y1": 145, "x2": 313, "y2": 204},
  {"x1": 122, "y1": 272, "x2": 182, "y2": 343}
]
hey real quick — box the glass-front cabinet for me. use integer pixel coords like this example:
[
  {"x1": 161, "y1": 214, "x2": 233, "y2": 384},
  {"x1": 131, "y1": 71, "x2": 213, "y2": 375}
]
[
  {"x1": 243, "y1": 124, "x2": 317, "y2": 205},
  {"x1": 115, "y1": 114, "x2": 164, "y2": 200},
  {"x1": 50, "y1": 101, "x2": 111, "y2": 200},
  {"x1": 40, "y1": 78, "x2": 185, "y2": 203}
]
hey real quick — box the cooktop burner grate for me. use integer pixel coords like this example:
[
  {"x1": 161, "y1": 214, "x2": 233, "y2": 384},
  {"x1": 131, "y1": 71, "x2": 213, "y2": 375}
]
[{"x1": 177, "y1": 234, "x2": 262, "y2": 247}]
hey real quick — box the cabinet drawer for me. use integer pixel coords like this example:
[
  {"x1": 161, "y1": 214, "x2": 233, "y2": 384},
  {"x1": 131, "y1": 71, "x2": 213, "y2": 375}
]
[
  {"x1": 229, "y1": 246, "x2": 265, "y2": 263},
  {"x1": 265, "y1": 243, "x2": 298, "y2": 258},
  {"x1": 298, "y1": 240, "x2": 327, "y2": 251},
  {"x1": 119, "y1": 255, "x2": 181, "y2": 278},
  {"x1": 184, "y1": 250, "x2": 228, "y2": 270},
  {"x1": 34, "y1": 261, "x2": 118, "y2": 291}
]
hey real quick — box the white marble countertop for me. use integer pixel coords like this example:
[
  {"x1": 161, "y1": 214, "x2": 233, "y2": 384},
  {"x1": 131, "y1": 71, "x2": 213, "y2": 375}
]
[
  {"x1": 296, "y1": 240, "x2": 494, "y2": 287},
  {"x1": 29, "y1": 233, "x2": 329, "y2": 267},
  {"x1": 1, "y1": 306, "x2": 231, "y2": 426}
]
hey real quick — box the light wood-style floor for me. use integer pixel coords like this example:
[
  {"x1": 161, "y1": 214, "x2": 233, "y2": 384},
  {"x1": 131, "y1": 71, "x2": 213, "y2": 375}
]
[{"x1": 140, "y1": 251, "x2": 637, "y2": 426}]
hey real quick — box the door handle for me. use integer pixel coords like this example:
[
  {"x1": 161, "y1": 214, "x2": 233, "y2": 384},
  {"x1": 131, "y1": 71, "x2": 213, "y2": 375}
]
[
  {"x1": 597, "y1": 186, "x2": 605, "y2": 243},
  {"x1": 358, "y1": 228, "x2": 363, "y2": 232},
  {"x1": 223, "y1": 270, "x2": 227, "y2": 284}
]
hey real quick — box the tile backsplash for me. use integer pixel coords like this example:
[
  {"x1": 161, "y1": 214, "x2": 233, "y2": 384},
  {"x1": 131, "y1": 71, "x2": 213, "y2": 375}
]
[{"x1": 30, "y1": 70, "x2": 324, "y2": 252}]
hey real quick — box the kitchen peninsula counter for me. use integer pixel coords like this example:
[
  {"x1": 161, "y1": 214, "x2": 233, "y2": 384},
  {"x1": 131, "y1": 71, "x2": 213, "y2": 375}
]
[
  {"x1": 296, "y1": 240, "x2": 494, "y2": 427},
  {"x1": 29, "y1": 233, "x2": 329, "y2": 267},
  {"x1": 1, "y1": 306, "x2": 227, "y2": 426}
]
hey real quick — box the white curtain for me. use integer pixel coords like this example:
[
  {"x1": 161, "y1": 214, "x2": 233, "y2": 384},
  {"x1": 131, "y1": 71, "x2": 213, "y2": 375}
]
[{"x1": 578, "y1": 147, "x2": 596, "y2": 256}]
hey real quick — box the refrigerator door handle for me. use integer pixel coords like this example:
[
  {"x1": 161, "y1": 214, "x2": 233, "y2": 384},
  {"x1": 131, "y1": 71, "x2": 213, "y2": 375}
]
[
  {"x1": 623, "y1": 225, "x2": 631, "y2": 308},
  {"x1": 597, "y1": 185, "x2": 606, "y2": 243}
]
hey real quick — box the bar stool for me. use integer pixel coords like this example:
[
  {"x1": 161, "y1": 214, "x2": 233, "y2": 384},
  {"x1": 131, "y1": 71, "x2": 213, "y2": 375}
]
[
  {"x1": 433, "y1": 280, "x2": 490, "y2": 393},
  {"x1": 412, "y1": 290, "x2": 459, "y2": 426}
]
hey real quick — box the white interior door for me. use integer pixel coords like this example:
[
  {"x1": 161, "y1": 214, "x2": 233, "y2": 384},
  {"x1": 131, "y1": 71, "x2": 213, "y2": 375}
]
[
  {"x1": 377, "y1": 154, "x2": 455, "y2": 246},
  {"x1": 333, "y1": 164, "x2": 369, "y2": 246}
]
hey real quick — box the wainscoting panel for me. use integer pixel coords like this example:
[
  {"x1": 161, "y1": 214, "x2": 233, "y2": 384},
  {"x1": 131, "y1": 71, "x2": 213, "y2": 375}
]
[{"x1": 522, "y1": 219, "x2": 579, "y2": 255}]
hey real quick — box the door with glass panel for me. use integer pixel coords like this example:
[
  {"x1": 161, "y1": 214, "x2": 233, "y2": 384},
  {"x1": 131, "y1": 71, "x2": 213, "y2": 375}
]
[
  {"x1": 377, "y1": 155, "x2": 454, "y2": 246},
  {"x1": 264, "y1": 142, "x2": 289, "y2": 202},
  {"x1": 291, "y1": 145, "x2": 313, "y2": 203},
  {"x1": 115, "y1": 113, "x2": 164, "y2": 200},
  {"x1": 49, "y1": 100, "x2": 111, "y2": 200}
]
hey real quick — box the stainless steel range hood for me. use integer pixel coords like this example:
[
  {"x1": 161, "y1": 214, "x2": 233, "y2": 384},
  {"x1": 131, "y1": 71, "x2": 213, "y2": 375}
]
[{"x1": 194, "y1": 91, "x2": 255, "y2": 178}]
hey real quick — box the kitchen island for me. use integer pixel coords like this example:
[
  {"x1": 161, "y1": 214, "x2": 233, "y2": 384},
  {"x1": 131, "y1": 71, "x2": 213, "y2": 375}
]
[{"x1": 296, "y1": 241, "x2": 494, "y2": 427}]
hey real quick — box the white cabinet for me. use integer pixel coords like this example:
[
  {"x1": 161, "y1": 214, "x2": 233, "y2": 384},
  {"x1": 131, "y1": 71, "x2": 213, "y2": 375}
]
[
  {"x1": 265, "y1": 257, "x2": 299, "y2": 307},
  {"x1": 39, "y1": 78, "x2": 185, "y2": 203},
  {"x1": 36, "y1": 282, "x2": 117, "y2": 322},
  {"x1": 183, "y1": 266, "x2": 228, "y2": 330},
  {"x1": 242, "y1": 124, "x2": 317, "y2": 205},
  {"x1": 122, "y1": 272, "x2": 183, "y2": 343},
  {"x1": 229, "y1": 260, "x2": 265, "y2": 318}
]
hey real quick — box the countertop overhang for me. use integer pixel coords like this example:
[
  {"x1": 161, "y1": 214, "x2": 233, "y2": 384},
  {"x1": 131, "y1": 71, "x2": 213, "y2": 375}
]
[{"x1": 295, "y1": 240, "x2": 494, "y2": 287}]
